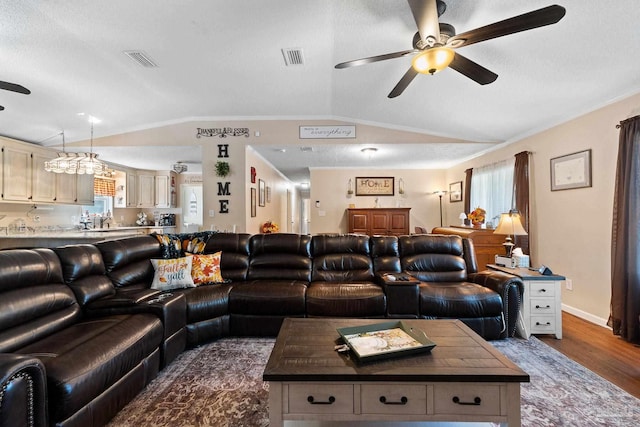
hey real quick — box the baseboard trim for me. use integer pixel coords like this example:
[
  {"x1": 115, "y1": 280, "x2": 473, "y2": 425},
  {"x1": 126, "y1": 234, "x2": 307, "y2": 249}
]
[{"x1": 562, "y1": 304, "x2": 611, "y2": 329}]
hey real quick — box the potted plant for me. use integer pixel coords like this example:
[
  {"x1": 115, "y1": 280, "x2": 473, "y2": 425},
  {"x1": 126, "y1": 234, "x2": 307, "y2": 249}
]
[{"x1": 215, "y1": 161, "x2": 230, "y2": 177}]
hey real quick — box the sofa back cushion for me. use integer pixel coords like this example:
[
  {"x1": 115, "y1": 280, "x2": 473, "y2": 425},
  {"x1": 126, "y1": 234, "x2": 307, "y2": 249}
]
[
  {"x1": 398, "y1": 234, "x2": 468, "y2": 282},
  {"x1": 248, "y1": 233, "x2": 312, "y2": 281},
  {"x1": 53, "y1": 244, "x2": 116, "y2": 306},
  {"x1": 311, "y1": 234, "x2": 374, "y2": 282},
  {"x1": 370, "y1": 235, "x2": 401, "y2": 274},
  {"x1": 204, "y1": 232, "x2": 251, "y2": 281},
  {"x1": 95, "y1": 235, "x2": 161, "y2": 289},
  {"x1": 0, "y1": 249, "x2": 81, "y2": 352}
]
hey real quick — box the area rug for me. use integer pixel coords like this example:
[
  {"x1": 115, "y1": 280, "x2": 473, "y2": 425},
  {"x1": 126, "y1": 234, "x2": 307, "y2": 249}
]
[{"x1": 107, "y1": 336, "x2": 640, "y2": 427}]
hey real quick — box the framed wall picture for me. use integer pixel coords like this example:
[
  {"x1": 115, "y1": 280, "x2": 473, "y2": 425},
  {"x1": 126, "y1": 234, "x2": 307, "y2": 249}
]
[
  {"x1": 355, "y1": 177, "x2": 394, "y2": 196},
  {"x1": 259, "y1": 179, "x2": 266, "y2": 206},
  {"x1": 449, "y1": 181, "x2": 463, "y2": 202},
  {"x1": 251, "y1": 188, "x2": 257, "y2": 217},
  {"x1": 550, "y1": 149, "x2": 592, "y2": 191}
]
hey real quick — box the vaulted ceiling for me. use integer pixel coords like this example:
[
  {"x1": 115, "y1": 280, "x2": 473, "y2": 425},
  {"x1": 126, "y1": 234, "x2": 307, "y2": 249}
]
[{"x1": 1, "y1": 1, "x2": 639, "y2": 181}]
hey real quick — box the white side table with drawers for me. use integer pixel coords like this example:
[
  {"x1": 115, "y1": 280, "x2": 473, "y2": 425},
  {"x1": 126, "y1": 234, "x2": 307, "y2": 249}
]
[{"x1": 488, "y1": 264, "x2": 565, "y2": 339}]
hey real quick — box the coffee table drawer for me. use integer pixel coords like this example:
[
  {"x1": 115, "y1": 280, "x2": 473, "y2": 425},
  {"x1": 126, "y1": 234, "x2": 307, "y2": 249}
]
[
  {"x1": 433, "y1": 383, "x2": 503, "y2": 416},
  {"x1": 361, "y1": 384, "x2": 426, "y2": 415},
  {"x1": 287, "y1": 383, "x2": 353, "y2": 414}
]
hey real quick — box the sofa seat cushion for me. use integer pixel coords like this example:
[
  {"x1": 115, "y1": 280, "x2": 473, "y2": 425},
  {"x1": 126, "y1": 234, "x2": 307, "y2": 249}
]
[
  {"x1": 419, "y1": 282, "x2": 503, "y2": 318},
  {"x1": 229, "y1": 280, "x2": 307, "y2": 315},
  {"x1": 16, "y1": 314, "x2": 163, "y2": 423},
  {"x1": 306, "y1": 282, "x2": 386, "y2": 317},
  {"x1": 173, "y1": 283, "x2": 233, "y2": 323}
]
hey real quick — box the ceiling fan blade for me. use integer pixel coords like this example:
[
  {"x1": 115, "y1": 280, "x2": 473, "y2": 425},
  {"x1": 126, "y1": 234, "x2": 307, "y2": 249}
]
[
  {"x1": 449, "y1": 53, "x2": 498, "y2": 85},
  {"x1": 408, "y1": 0, "x2": 441, "y2": 45},
  {"x1": 335, "y1": 49, "x2": 417, "y2": 69},
  {"x1": 388, "y1": 67, "x2": 419, "y2": 98},
  {"x1": 0, "y1": 80, "x2": 31, "y2": 95},
  {"x1": 447, "y1": 5, "x2": 566, "y2": 49}
]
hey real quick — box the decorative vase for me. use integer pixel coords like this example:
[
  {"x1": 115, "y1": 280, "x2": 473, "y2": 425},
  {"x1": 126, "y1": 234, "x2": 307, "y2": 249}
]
[{"x1": 472, "y1": 221, "x2": 483, "y2": 228}]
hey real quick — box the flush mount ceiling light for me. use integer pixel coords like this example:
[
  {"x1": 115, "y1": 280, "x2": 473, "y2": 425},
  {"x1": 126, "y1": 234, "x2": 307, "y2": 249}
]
[
  {"x1": 412, "y1": 46, "x2": 455, "y2": 75},
  {"x1": 173, "y1": 162, "x2": 188, "y2": 174}
]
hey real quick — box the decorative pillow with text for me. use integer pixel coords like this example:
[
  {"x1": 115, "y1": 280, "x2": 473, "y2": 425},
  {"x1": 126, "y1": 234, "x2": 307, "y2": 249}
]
[{"x1": 150, "y1": 257, "x2": 195, "y2": 291}]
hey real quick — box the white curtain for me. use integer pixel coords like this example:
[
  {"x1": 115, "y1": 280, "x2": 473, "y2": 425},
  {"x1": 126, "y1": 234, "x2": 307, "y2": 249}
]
[{"x1": 470, "y1": 158, "x2": 515, "y2": 225}]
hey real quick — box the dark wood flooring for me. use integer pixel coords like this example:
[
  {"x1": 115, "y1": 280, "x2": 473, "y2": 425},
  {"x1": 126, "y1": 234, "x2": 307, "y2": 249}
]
[{"x1": 538, "y1": 311, "x2": 640, "y2": 398}]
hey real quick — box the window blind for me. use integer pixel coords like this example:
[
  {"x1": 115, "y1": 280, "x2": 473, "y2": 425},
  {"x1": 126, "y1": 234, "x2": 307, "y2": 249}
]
[{"x1": 94, "y1": 177, "x2": 116, "y2": 196}]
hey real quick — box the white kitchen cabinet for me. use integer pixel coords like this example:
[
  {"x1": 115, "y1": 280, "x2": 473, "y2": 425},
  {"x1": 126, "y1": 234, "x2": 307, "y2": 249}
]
[
  {"x1": 31, "y1": 151, "x2": 57, "y2": 203},
  {"x1": 137, "y1": 173, "x2": 155, "y2": 208},
  {"x1": 155, "y1": 174, "x2": 170, "y2": 208},
  {"x1": 126, "y1": 173, "x2": 137, "y2": 207},
  {"x1": 2, "y1": 145, "x2": 32, "y2": 202},
  {"x1": 55, "y1": 173, "x2": 78, "y2": 204},
  {"x1": 76, "y1": 174, "x2": 95, "y2": 205}
]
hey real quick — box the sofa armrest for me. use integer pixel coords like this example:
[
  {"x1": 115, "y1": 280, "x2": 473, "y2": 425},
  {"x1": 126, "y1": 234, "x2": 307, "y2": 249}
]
[
  {"x1": 0, "y1": 354, "x2": 48, "y2": 427},
  {"x1": 468, "y1": 270, "x2": 524, "y2": 338}
]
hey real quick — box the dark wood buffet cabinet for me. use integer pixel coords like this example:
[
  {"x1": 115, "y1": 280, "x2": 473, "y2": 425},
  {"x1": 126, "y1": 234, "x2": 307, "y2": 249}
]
[
  {"x1": 431, "y1": 226, "x2": 506, "y2": 271},
  {"x1": 347, "y1": 208, "x2": 410, "y2": 236}
]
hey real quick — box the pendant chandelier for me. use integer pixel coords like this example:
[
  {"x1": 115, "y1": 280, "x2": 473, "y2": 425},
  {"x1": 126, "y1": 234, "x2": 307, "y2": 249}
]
[{"x1": 44, "y1": 122, "x2": 109, "y2": 175}]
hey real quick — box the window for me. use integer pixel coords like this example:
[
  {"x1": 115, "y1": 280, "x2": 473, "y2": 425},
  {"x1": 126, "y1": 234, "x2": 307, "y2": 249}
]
[
  {"x1": 82, "y1": 195, "x2": 113, "y2": 216},
  {"x1": 470, "y1": 159, "x2": 515, "y2": 226}
]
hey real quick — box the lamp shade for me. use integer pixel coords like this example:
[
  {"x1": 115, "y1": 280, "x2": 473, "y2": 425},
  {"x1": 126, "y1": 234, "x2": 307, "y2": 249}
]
[
  {"x1": 493, "y1": 212, "x2": 528, "y2": 236},
  {"x1": 412, "y1": 47, "x2": 455, "y2": 75}
]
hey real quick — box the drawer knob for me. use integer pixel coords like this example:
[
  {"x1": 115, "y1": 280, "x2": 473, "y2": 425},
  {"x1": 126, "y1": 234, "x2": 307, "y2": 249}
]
[
  {"x1": 379, "y1": 396, "x2": 408, "y2": 405},
  {"x1": 539, "y1": 289, "x2": 547, "y2": 292},
  {"x1": 535, "y1": 305, "x2": 551, "y2": 309},
  {"x1": 452, "y1": 396, "x2": 481, "y2": 406},
  {"x1": 307, "y1": 395, "x2": 335, "y2": 405}
]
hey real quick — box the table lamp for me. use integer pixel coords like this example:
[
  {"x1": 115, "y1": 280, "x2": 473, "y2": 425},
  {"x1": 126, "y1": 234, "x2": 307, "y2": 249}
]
[
  {"x1": 493, "y1": 210, "x2": 528, "y2": 257},
  {"x1": 458, "y1": 212, "x2": 467, "y2": 226}
]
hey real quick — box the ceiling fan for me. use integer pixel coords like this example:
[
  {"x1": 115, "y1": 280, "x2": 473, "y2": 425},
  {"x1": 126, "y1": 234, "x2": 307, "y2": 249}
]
[
  {"x1": 335, "y1": 0, "x2": 566, "y2": 98},
  {"x1": 0, "y1": 80, "x2": 31, "y2": 111}
]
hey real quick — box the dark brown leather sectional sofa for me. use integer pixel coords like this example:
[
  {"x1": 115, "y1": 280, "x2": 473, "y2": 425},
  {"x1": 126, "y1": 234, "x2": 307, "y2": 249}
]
[{"x1": 0, "y1": 232, "x2": 523, "y2": 427}]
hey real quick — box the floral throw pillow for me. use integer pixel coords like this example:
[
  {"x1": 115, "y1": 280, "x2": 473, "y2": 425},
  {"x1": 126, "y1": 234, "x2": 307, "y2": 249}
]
[
  {"x1": 189, "y1": 251, "x2": 225, "y2": 285},
  {"x1": 150, "y1": 257, "x2": 195, "y2": 291},
  {"x1": 152, "y1": 233, "x2": 182, "y2": 259}
]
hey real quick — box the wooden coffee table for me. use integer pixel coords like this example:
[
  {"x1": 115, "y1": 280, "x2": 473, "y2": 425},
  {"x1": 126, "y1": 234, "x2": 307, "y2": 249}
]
[{"x1": 263, "y1": 318, "x2": 529, "y2": 426}]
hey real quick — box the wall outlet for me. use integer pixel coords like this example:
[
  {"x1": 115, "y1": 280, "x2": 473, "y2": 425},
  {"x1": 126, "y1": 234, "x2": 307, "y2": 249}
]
[
  {"x1": 209, "y1": 210, "x2": 215, "y2": 217},
  {"x1": 565, "y1": 279, "x2": 573, "y2": 291}
]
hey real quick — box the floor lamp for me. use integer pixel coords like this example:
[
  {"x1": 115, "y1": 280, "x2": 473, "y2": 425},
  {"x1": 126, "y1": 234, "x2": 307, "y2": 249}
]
[{"x1": 432, "y1": 191, "x2": 447, "y2": 227}]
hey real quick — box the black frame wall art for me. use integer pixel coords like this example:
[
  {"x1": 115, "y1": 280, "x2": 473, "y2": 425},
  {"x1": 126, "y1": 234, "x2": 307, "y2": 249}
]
[
  {"x1": 449, "y1": 181, "x2": 463, "y2": 202},
  {"x1": 355, "y1": 177, "x2": 394, "y2": 196}
]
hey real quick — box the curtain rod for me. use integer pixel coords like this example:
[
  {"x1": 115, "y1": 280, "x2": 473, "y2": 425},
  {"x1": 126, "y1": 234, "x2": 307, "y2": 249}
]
[{"x1": 617, "y1": 114, "x2": 640, "y2": 128}]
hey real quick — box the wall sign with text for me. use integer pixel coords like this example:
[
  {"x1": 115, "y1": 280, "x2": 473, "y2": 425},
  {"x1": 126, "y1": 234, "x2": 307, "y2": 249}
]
[
  {"x1": 299, "y1": 125, "x2": 355, "y2": 139},
  {"x1": 355, "y1": 177, "x2": 395, "y2": 196}
]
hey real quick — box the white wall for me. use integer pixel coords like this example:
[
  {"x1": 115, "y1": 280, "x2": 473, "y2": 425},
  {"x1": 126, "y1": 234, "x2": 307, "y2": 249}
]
[
  {"x1": 446, "y1": 91, "x2": 640, "y2": 325},
  {"x1": 245, "y1": 146, "x2": 294, "y2": 234},
  {"x1": 309, "y1": 168, "x2": 447, "y2": 234}
]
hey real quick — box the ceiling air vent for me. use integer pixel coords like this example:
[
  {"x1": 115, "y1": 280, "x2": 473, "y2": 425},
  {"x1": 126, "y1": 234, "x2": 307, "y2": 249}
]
[
  {"x1": 300, "y1": 147, "x2": 313, "y2": 152},
  {"x1": 282, "y1": 48, "x2": 304, "y2": 66},
  {"x1": 123, "y1": 50, "x2": 158, "y2": 68}
]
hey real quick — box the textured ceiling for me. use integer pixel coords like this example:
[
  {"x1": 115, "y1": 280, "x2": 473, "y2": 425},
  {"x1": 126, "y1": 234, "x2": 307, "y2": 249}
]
[{"x1": 1, "y1": 0, "x2": 639, "y2": 182}]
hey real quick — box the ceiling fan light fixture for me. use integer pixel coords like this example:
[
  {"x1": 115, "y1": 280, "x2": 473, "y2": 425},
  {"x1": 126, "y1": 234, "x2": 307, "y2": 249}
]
[{"x1": 411, "y1": 47, "x2": 455, "y2": 75}]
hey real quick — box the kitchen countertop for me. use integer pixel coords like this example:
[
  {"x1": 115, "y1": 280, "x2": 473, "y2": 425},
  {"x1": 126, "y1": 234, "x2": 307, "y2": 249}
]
[{"x1": 1, "y1": 225, "x2": 176, "y2": 239}]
